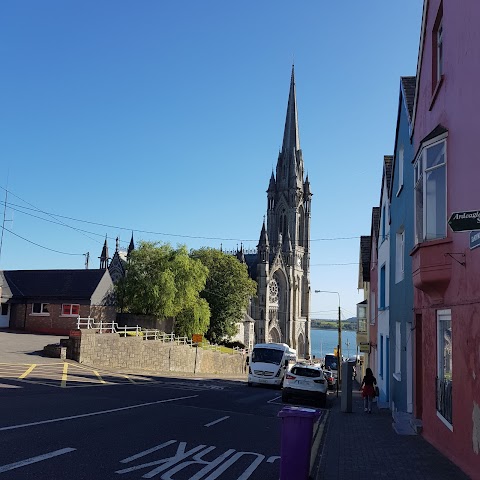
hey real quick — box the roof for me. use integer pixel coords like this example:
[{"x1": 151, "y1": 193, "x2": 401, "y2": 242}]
[
  {"x1": 360, "y1": 236, "x2": 371, "y2": 282},
  {"x1": 244, "y1": 253, "x2": 258, "y2": 280},
  {"x1": 400, "y1": 76, "x2": 416, "y2": 121},
  {"x1": 2, "y1": 269, "x2": 109, "y2": 300},
  {"x1": 384, "y1": 155, "x2": 393, "y2": 193}
]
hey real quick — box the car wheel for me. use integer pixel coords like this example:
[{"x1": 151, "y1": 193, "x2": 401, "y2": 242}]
[{"x1": 318, "y1": 393, "x2": 327, "y2": 408}]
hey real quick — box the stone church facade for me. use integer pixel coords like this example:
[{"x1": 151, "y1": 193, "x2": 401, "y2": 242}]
[{"x1": 243, "y1": 67, "x2": 312, "y2": 358}]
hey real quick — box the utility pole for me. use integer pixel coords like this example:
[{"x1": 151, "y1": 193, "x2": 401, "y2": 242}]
[
  {"x1": 337, "y1": 303, "x2": 342, "y2": 395},
  {"x1": 84, "y1": 252, "x2": 89, "y2": 269}
]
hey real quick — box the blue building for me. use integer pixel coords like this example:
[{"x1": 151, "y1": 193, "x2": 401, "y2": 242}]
[{"x1": 388, "y1": 77, "x2": 416, "y2": 414}]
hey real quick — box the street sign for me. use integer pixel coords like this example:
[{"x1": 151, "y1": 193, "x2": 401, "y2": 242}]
[
  {"x1": 448, "y1": 210, "x2": 480, "y2": 232},
  {"x1": 470, "y1": 231, "x2": 480, "y2": 250},
  {"x1": 192, "y1": 334, "x2": 203, "y2": 344}
]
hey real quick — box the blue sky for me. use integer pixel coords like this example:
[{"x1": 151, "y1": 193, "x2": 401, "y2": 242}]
[{"x1": 0, "y1": 1, "x2": 423, "y2": 320}]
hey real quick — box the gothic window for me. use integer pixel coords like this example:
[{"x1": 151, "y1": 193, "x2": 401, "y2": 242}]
[
  {"x1": 298, "y1": 205, "x2": 305, "y2": 246},
  {"x1": 269, "y1": 279, "x2": 279, "y2": 304}
]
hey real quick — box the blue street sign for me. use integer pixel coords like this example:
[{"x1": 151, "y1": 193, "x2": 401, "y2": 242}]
[{"x1": 470, "y1": 231, "x2": 480, "y2": 250}]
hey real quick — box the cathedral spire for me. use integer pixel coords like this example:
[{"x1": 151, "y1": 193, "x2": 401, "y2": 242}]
[
  {"x1": 282, "y1": 65, "x2": 300, "y2": 154},
  {"x1": 127, "y1": 232, "x2": 135, "y2": 258},
  {"x1": 99, "y1": 236, "x2": 109, "y2": 270}
]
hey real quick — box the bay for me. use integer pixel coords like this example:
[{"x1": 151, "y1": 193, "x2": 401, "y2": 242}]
[{"x1": 310, "y1": 328, "x2": 357, "y2": 361}]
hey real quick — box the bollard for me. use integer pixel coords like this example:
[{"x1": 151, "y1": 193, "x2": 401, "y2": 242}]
[
  {"x1": 60, "y1": 347, "x2": 67, "y2": 360},
  {"x1": 278, "y1": 406, "x2": 322, "y2": 480}
]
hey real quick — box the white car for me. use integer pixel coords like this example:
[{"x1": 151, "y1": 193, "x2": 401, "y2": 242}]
[{"x1": 282, "y1": 363, "x2": 328, "y2": 408}]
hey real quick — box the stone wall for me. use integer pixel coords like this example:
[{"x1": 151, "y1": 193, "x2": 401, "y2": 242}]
[{"x1": 70, "y1": 330, "x2": 246, "y2": 376}]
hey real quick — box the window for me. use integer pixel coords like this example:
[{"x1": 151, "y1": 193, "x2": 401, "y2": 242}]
[
  {"x1": 394, "y1": 322, "x2": 401, "y2": 380},
  {"x1": 32, "y1": 303, "x2": 49, "y2": 314},
  {"x1": 357, "y1": 304, "x2": 367, "y2": 333},
  {"x1": 380, "y1": 335, "x2": 384, "y2": 378},
  {"x1": 436, "y1": 309, "x2": 452, "y2": 425},
  {"x1": 379, "y1": 265, "x2": 386, "y2": 309},
  {"x1": 62, "y1": 304, "x2": 80, "y2": 316},
  {"x1": 397, "y1": 146, "x2": 404, "y2": 195},
  {"x1": 432, "y1": 4, "x2": 444, "y2": 92},
  {"x1": 414, "y1": 139, "x2": 446, "y2": 243},
  {"x1": 1, "y1": 304, "x2": 8, "y2": 315},
  {"x1": 395, "y1": 229, "x2": 405, "y2": 283}
]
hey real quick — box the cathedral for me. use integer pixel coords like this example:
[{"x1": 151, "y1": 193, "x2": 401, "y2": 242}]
[{"x1": 243, "y1": 66, "x2": 312, "y2": 358}]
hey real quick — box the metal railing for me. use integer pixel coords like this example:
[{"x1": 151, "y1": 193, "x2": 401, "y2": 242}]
[
  {"x1": 436, "y1": 377, "x2": 453, "y2": 424},
  {"x1": 76, "y1": 317, "x2": 248, "y2": 354}
]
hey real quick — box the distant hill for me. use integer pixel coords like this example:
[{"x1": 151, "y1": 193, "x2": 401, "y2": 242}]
[{"x1": 311, "y1": 317, "x2": 357, "y2": 330}]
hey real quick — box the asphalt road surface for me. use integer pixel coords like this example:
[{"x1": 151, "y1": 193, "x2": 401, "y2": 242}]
[{"x1": 0, "y1": 366, "x2": 304, "y2": 480}]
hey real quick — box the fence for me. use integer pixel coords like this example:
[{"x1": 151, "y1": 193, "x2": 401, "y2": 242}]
[{"x1": 76, "y1": 316, "x2": 248, "y2": 354}]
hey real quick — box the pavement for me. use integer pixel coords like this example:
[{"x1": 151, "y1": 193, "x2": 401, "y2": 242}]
[
  {"x1": 0, "y1": 329, "x2": 66, "y2": 363},
  {"x1": 314, "y1": 385, "x2": 470, "y2": 480}
]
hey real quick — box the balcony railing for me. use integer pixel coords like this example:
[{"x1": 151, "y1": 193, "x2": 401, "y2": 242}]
[{"x1": 436, "y1": 377, "x2": 452, "y2": 425}]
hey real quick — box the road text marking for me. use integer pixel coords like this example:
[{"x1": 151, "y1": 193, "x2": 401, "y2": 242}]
[
  {"x1": 0, "y1": 447, "x2": 76, "y2": 474},
  {"x1": 204, "y1": 416, "x2": 230, "y2": 427},
  {"x1": 0, "y1": 395, "x2": 199, "y2": 432}
]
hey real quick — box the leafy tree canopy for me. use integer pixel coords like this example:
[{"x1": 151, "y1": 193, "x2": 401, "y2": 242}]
[
  {"x1": 116, "y1": 242, "x2": 210, "y2": 335},
  {"x1": 191, "y1": 248, "x2": 257, "y2": 343}
]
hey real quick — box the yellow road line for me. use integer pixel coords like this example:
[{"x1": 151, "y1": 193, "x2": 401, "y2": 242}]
[
  {"x1": 93, "y1": 371, "x2": 106, "y2": 384},
  {"x1": 18, "y1": 364, "x2": 37, "y2": 379},
  {"x1": 124, "y1": 375, "x2": 136, "y2": 384},
  {"x1": 61, "y1": 363, "x2": 69, "y2": 388}
]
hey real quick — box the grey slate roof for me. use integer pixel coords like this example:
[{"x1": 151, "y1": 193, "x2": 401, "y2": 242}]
[
  {"x1": 401, "y1": 76, "x2": 416, "y2": 121},
  {"x1": 3, "y1": 269, "x2": 108, "y2": 301},
  {"x1": 244, "y1": 254, "x2": 258, "y2": 281},
  {"x1": 360, "y1": 236, "x2": 371, "y2": 282},
  {"x1": 384, "y1": 155, "x2": 393, "y2": 194}
]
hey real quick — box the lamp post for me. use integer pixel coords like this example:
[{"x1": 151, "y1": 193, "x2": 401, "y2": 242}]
[{"x1": 314, "y1": 290, "x2": 341, "y2": 397}]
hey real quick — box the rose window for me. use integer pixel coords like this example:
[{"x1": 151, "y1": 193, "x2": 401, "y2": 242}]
[{"x1": 269, "y1": 279, "x2": 279, "y2": 303}]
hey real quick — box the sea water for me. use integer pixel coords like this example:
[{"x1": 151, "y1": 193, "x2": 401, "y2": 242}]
[{"x1": 310, "y1": 328, "x2": 357, "y2": 360}]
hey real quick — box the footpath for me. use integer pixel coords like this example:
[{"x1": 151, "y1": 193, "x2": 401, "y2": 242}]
[{"x1": 314, "y1": 386, "x2": 470, "y2": 480}]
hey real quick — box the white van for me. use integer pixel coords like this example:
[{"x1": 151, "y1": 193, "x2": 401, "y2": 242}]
[{"x1": 247, "y1": 343, "x2": 297, "y2": 387}]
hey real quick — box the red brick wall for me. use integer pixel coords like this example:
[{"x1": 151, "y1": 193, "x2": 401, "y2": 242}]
[{"x1": 10, "y1": 303, "x2": 116, "y2": 335}]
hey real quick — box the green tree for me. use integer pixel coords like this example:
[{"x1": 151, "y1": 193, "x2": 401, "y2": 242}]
[
  {"x1": 191, "y1": 248, "x2": 257, "y2": 343},
  {"x1": 116, "y1": 242, "x2": 210, "y2": 334}
]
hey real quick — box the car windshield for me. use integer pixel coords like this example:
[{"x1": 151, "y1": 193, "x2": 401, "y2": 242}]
[
  {"x1": 324, "y1": 355, "x2": 338, "y2": 370},
  {"x1": 291, "y1": 367, "x2": 321, "y2": 378},
  {"x1": 251, "y1": 348, "x2": 284, "y2": 365}
]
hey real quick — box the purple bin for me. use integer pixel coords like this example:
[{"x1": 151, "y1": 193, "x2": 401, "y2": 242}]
[{"x1": 277, "y1": 406, "x2": 322, "y2": 480}]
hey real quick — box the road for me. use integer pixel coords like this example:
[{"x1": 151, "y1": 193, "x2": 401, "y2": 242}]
[{"x1": 0, "y1": 362, "x2": 326, "y2": 479}]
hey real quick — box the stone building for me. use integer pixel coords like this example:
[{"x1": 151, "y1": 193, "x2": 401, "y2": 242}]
[{"x1": 244, "y1": 67, "x2": 312, "y2": 358}]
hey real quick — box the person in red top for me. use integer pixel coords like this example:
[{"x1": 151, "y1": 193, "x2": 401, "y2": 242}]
[{"x1": 360, "y1": 367, "x2": 377, "y2": 413}]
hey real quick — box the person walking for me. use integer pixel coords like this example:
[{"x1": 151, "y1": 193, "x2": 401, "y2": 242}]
[{"x1": 360, "y1": 367, "x2": 377, "y2": 413}]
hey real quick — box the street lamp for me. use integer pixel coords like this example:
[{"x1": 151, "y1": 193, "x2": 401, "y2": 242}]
[{"x1": 314, "y1": 290, "x2": 342, "y2": 397}]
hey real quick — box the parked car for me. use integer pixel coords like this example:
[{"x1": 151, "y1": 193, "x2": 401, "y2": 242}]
[
  {"x1": 282, "y1": 363, "x2": 328, "y2": 407},
  {"x1": 323, "y1": 369, "x2": 335, "y2": 390}
]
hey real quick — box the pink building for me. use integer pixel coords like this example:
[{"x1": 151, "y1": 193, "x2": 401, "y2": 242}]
[{"x1": 411, "y1": 1, "x2": 480, "y2": 477}]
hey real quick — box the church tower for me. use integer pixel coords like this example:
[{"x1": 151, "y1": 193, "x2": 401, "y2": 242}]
[{"x1": 255, "y1": 66, "x2": 312, "y2": 358}]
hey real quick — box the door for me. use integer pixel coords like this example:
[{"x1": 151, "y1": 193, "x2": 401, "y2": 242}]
[
  {"x1": 0, "y1": 303, "x2": 9, "y2": 328},
  {"x1": 415, "y1": 314, "x2": 423, "y2": 419},
  {"x1": 386, "y1": 336, "x2": 390, "y2": 403},
  {"x1": 407, "y1": 321, "x2": 413, "y2": 413}
]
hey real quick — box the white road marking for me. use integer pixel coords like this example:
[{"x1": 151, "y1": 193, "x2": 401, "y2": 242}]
[
  {"x1": 0, "y1": 395, "x2": 199, "y2": 432},
  {"x1": 204, "y1": 415, "x2": 230, "y2": 427},
  {"x1": 0, "y1": 447, "x2": 76, "y2": 474},
  {"x1": 267, "y1": 395, "x2": 282, "y2": 404},
  {"x1": 120, "y1": 440, "x2": 177, "y2": 463}
]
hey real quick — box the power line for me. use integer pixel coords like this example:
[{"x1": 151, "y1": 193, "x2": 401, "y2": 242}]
[
  {"x1": 0, "y1": 197, "x2": 360, "y2": 243},
  {"x1": 2, "y1": 226, "x2": 84, "y2": 256}
]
